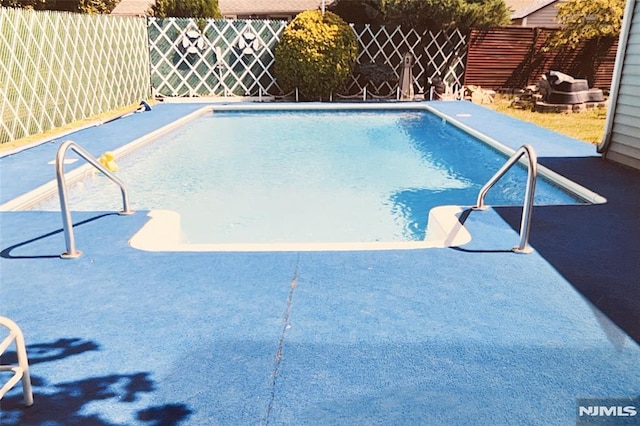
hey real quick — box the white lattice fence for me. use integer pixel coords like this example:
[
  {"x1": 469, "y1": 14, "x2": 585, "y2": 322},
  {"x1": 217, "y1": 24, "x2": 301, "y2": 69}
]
[
  {"x1": 0, "y1": 12, "x2": 468, "y2": 143},
  {"x1": 148, "y1": 19, "x2": 467, "y2": 98},
  {"x1": 423, "y1": 29, "x2": 468, "y2": 90},
  {"x1": 347, "y1": 25, "x2": 467, "y2": 97},
  {"x1": 148, "y1": 18, "x2": 286, "y2": 97},
  {"x1": 0, "y1": 8, "x2": 151, "y2": 144}
]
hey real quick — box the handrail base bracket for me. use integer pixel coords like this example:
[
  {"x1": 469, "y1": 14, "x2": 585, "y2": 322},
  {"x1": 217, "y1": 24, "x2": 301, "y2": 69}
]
[
  {"x1": 512, "y1": 246, "x2": 533, "y2": 254},
  {"x1": 60, "y1": 250, "x2": 83, "y2": 259}
]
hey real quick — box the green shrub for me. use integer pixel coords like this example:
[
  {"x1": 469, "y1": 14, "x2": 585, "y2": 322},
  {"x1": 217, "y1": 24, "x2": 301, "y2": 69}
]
[
  {"x1": 355, "y1": 62, "x2": 396, "y2": 86},
  {"x1": 274, "y1": 10, "x2": 358, "y2": 100}
]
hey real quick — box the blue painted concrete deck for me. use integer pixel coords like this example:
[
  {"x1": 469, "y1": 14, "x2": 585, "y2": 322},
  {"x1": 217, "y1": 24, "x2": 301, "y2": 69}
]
[{"x1": 1, "y1": 101, "x2": 639, "y2": 425}]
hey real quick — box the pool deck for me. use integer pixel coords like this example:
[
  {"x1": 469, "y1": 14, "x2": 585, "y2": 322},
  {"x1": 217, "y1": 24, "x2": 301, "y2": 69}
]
[{"x1": 1, "y1": 101, "x2": 638, "y2": 425}]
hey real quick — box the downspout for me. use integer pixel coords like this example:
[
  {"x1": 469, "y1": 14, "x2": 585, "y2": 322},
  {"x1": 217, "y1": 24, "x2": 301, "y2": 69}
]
[{"x1": 598, "y1": 0, "x2": 637, "y2": 155}]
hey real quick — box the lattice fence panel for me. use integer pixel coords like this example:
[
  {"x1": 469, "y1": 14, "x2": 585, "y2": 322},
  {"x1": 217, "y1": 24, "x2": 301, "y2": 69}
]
[
  {"x1": 148, "y1": 18, "x2": 467, "y2": 99},
  {"x1": 346, "y1": 25, "x2": 467, "y2": 97},
  {"x1": 423, "y1": 29, "x2": 467, "y2": 90},
  {"x1": 148, "y1": 18, "x2": 286, "y2": 97},
  {"x1": 0, "y1": 8, "x2": 150, "y2": 144}
]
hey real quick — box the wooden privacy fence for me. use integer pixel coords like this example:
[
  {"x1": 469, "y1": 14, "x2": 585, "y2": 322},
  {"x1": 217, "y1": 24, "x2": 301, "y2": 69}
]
[{"x1": 464, "y1": 27, "x2": 618, "y2": 91}]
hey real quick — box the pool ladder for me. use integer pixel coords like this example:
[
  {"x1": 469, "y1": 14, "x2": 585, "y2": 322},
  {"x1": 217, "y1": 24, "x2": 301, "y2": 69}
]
[
  {"x1": 56, "y1": 140, "x2": 134, "y2": 259},
  {"x1": 473, "y1": 144, "x2": 537, "y2": 254}
]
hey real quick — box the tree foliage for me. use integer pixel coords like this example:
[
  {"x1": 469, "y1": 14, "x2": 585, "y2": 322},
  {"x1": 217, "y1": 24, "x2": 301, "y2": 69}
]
[
  {"x1": 383, "y1": 0, "x2": 459, "y2": 29},
  {"x1": 2, "y1": 0, "x2": 118, "y2": 13},
  {"x1": 150, "y1": 0, "x2": 221, "y2": 18},
  {"x1": 551, "y1": 0, "x2": 626, "y2": 48},
  {"x1": 330, "y1": 0, "x2": 510, "y2": 31},
  {"x1": 78, "y1": 0, "x2": 117, "y2": 14},
  {"x1": 329, "y1": 0, "x2": 385, "y2": 24},
  {"x1": 459, "y1": 0, "x2": 512, "y2": 31},
  {"x1": 274, "y1": 10, "x2": 358, "y2": 100}
]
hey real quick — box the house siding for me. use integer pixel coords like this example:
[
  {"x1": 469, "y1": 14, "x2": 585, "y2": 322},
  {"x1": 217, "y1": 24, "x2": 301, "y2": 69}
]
[
  {"x1": 606, "y1": 0, "x2": 640, "y2": 169},
  {"x1": 524, "y1": 3, "x2": 560, "y2": 27}
]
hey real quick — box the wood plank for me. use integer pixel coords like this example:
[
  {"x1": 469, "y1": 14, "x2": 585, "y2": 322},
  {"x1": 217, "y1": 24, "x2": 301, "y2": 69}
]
[{"x1": 464, "y1": 28, "x2": 617, "y2": 90}]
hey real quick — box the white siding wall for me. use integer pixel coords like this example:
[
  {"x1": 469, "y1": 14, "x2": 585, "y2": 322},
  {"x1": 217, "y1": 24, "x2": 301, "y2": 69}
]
[{"x1": 606, "y1": 0, "x2": 640, "y2": 169}]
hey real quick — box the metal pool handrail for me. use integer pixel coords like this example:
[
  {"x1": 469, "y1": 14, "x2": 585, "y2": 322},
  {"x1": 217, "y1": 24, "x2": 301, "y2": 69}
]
[
  {"x1": 55, "y1": 140, "x2": 134, "y2": 259},
  {"x1": 473, "y1": 144, "x2": 538, "y2": 254}
]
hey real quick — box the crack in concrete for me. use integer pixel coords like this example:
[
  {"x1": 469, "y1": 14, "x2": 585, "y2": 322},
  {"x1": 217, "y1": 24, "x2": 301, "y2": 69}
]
[{"x1": 263, "y1": 254, "x2": 300, "y2": 424}]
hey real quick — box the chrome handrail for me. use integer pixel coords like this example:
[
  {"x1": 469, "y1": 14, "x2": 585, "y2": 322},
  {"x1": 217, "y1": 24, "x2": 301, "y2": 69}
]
[
  {"x1": 474, "y1": 144, "x2": 538, "y2": 254},
  {"x1": 55, "y1": 140, "x2": 134, "y2": 259}
]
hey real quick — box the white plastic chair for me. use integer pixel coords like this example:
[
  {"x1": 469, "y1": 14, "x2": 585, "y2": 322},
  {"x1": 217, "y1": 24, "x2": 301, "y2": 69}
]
[{"x1": 0, "y1": 316, "x2": 33, "y2": 406}]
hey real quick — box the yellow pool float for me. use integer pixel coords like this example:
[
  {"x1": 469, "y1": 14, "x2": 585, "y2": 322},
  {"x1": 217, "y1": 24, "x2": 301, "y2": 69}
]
[{"x1": 98, "y1": 151, "x2": 119, "y2": 172}]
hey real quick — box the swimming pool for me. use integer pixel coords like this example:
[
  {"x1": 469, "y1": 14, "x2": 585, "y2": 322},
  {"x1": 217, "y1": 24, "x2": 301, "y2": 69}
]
[
  {"x1": 27, "y1": 105, "x2": 601, "y2": 251},
  {"x1": 2, "y1": 101, "x2": 638, "y2": 425}
]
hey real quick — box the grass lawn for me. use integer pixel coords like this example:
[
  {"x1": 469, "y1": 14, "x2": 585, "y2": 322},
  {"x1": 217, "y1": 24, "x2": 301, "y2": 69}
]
[
  {"x1": 485, "y1": 94, "x2": 608, "y2": 144},
  {"x1": 0, "y1": 102, "x2": 151, "y2": 153}
]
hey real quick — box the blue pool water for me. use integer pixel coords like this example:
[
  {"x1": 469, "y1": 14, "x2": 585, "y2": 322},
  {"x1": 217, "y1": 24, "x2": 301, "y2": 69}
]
[{"x1": 34, "y1": 110, "x2": 582, "y2": 244}]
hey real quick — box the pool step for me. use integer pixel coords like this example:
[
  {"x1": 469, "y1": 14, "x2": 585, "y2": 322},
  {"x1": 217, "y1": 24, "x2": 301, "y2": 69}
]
[
  {"x1": 423, "y1": 205, "x2": 472, "y2": 247},
  {"x1": 130, "y1": 207, "x2": 473, "y2": 252},
  {"x1": 130, "y1": 210, "x2": 184, "y2": 251}
]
